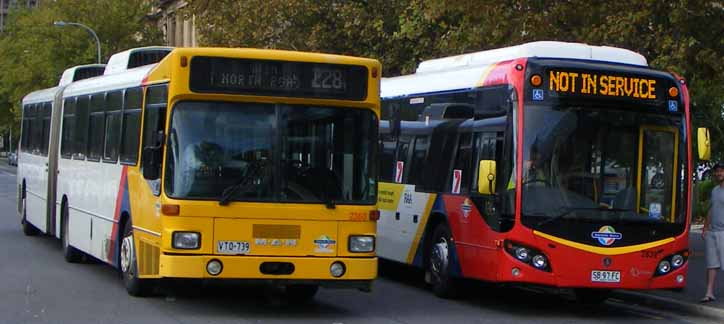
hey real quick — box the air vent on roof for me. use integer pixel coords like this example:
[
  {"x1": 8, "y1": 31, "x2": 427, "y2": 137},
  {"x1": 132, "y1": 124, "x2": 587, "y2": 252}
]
[
  {"x1": 421, "y1": 103, "x2": 474, "y2": 121},
  {"x1": 128, "y1": 49, "x2": 172, "y2": 69},
  {"x1": 58, "y1": 64, "x2": 106, "y2": 86},
  {"x1": 73, "y1": 66, "x2": 105, "y2": 81},
  {"x1": 104, "y1": 46, "x2": 173, "y2": 75}
]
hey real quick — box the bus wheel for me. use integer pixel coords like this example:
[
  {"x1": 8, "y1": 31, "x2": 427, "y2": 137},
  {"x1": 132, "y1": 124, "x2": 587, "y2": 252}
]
[
  {"x1": 61, "y1": 204, "x2": 83, "y2": 263},
  {"x1": 120, "y1": 221, "x2": 154, "y2": 297},
  {"x1": 284, "y1": 284, "x2": 318, "y2": 304},
  {"x1": 20, "y1": 191, "x2": 39, "y2": 236},
  {"x1": 427, "y1": 222, "x2": 456, "y2": 298},
  {"x1": 574, "y1": 288, "x2": 611, "y2": 304}
]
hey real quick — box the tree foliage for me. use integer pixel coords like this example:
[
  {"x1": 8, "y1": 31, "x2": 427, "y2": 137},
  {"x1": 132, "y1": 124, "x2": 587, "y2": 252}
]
[
  {"x1": 0, "y1": 0, "x2": 163, "y2": 134},
  {"x1": 188, "y1": 0, "x2": 723, "y2": 162}
]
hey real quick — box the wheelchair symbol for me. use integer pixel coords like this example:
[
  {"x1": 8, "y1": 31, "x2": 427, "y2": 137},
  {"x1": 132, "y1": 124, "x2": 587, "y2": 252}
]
[{"x1": 532, "y1": 89, "x2": 544, "y2": 101}]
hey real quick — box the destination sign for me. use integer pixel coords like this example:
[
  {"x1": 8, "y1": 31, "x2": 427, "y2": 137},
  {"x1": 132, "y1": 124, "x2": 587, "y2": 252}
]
[
  {"x1": 548, "y1": 70, "x2": 662, "y2": 100},
  {"x1": 190, "y1": 56, "x2": 368, "y2": 100}
]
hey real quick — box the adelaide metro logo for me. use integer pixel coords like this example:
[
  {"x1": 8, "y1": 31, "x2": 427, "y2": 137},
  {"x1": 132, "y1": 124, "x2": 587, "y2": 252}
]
[{"x1": 591, "y1": 225, "x2": 623, "y2": 246}]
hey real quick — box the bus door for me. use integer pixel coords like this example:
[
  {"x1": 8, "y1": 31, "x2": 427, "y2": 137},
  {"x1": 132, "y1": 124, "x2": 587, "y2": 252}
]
[
  {"x1": 637, "y1": 126, "x2": 679, "y2": 222},
  {"x1": 458, "y1": 130, "x2": 507, "y2": 280}
]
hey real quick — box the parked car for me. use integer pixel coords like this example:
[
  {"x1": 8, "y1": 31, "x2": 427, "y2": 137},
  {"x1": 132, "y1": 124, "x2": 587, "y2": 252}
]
[{"x1": 8, "y1": 152, "x2": 17, "y2": 166}]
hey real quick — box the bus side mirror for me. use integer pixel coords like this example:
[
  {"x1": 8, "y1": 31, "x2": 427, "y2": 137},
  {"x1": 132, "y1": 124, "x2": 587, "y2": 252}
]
[
  {"x1": 477, "y1": 160, "x2": 497, "y2": 195},
  {"x1": 142, "y1": 146, "x2": 162, "y2": 180},
  {"x1": 698, "y1": 127, "x2": 711, "y2": 161}
]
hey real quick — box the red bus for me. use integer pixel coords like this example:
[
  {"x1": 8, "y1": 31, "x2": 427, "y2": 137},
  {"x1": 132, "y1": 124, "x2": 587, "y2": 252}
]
[{"x1": 377, "y1": 41, "x2": 703, "y2": 301}]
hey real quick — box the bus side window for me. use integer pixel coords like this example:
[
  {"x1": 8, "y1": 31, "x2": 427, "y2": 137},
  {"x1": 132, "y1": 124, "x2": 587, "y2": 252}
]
[
  {"x1": 141, "y1": 85, "x2": 168, "y2": 149},
  {"x1": 408, "y1": 135, "x2": 429, "y2": 186},
  {"x1": 75, "y1": 95, "x2": 90, "y2": 160},
  {"x1": 141, "y1": 85, "x2": 168, "y2": 187},
  {"x1": 103, "y1": 91, "x2": 123, "y2": 163},
  {"x1": 379, "y1": 132, "x2": 396, "y2": 182},
  {"x1": 61, "y1": 98, "x2": 76, "y2": 159},
  {"x1": 120, "y1": 87, "x2": 143, "y2": 165},
  {"x1": 20, "y1": 105, "x2": 29, "y2": 153},
  {"x1": 88, "y1": 93, "x2": 105, "y2": 161},
  {"x1": 30, "y1": 104, "x2": 42, "y2": 155},
  {"x1": 395, "y1": 136, "x2": 411, "y2": 183},
  {"x1": 40, "y1": 102, "x2": 51, "y2": 156},
  {"x1": 450, "y1": 132, "x2": 472, "y2": 194}
]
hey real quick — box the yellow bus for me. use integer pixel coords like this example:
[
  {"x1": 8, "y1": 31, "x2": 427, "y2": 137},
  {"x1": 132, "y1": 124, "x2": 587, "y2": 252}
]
[{"x1": 19, "y1": 47, "x2": 381, "y2": 300}]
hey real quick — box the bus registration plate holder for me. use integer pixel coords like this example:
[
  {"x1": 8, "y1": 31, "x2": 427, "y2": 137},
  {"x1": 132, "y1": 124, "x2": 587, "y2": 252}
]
[
  {"x1": 591, "y1": 270, "x2": 620, "y2": 283},
  {"x1": 217, "y1": 241, "x2": 250, "y2": 255}
]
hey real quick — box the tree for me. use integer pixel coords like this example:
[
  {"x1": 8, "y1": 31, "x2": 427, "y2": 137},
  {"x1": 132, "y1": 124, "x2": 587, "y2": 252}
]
[
  {"x1": 0, "y1": 0, "x2": 163, "y2": 135},
  {"x1": 183, "y1": 1, "x2": 724, "y2": 162}
]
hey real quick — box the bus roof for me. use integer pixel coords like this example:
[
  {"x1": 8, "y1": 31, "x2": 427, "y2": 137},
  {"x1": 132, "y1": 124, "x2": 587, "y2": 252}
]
[
  {"x1": 22, "y1": 87, "x2": 59, "y2": 105},
  {"x1": 63, "y1": 64, "x2": 156, "y2": 97},
  {"x1": 382, "y1": 41, "x2": 648, "y2": 99},
  {"x1": 58, "y1": 64, "x2": 107, "y2": 86}
]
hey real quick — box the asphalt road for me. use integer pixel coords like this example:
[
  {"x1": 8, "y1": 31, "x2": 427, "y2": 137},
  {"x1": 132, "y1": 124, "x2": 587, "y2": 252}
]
[{"x1": 0, "y1": 160, "x2": 715, "y2": 324}]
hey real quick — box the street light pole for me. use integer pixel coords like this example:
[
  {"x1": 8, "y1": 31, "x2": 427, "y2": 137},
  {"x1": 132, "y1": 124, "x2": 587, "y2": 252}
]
[{"x1": 53, "y1": 21, "x2": 101, "y2": 64}]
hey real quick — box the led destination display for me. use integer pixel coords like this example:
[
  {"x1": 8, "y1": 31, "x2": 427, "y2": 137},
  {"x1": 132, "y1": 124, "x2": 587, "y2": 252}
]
[
  {"x1": 547, "y1": 70, "x2": 665, "y2": 101},
  {"x1": 190, "y1": 56, "x2": 368, "y2": 100}
]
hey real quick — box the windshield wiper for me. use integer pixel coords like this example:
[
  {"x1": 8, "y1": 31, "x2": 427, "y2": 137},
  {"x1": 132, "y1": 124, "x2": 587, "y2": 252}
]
[
  {"x1": 218, "y1": 162, "x2": 266, "y2": 206},
  {"x1": 536, "y1": 207, "x2": 632, "y2": 227}
]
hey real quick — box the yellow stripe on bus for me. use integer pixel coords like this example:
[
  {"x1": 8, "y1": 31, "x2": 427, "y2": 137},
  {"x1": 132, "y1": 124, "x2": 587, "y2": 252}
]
[
  {"x1": 533, "y1": 230, "x2": 675, "y2": 256},
  {"x1": 406, "y1": 194, "x2": 437, "y2": 264}
]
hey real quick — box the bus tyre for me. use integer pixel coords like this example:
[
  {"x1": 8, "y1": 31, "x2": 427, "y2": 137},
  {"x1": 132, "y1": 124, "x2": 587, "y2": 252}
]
[
  {"x1": 18, "y1": 184, "x2": 40, "y2": 236},
  {"x1": 285, "y1": 284, "x2": 318, "y2": 304},
  {"x1": 120, "y1": 221, "x2": 154, "y2": 297},
  {"x1": 574, "y1": 288, "x2": 611, "y2": 304},
  {"x1": 427, "y1": 222, "x2": 457, "y2": 298},
  {"x1": 61, "y1": 204, "x2": 83, "y2": 263},
  {"x1": 21, "y1": 195, "x2": 39, "y2": 236}
]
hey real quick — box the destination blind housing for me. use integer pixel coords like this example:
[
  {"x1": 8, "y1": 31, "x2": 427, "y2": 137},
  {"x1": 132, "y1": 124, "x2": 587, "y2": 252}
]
[{"x1": 189, "y1": 56, "x2": 369, "y2": 100}]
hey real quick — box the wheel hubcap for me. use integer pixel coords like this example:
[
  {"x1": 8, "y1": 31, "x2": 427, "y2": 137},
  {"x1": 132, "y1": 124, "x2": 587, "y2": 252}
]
[
  {"x1": 120, "y1": 235, "x2": 133, "y2": 273},
  {"x1": 430, "y1": 237, "x2": 449, "y2": 281}
]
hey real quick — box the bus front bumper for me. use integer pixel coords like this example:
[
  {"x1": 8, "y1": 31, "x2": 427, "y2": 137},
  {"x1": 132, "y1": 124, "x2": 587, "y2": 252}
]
[{"x1": 159, "y1": 254, "x2": 377, "y2": 287}]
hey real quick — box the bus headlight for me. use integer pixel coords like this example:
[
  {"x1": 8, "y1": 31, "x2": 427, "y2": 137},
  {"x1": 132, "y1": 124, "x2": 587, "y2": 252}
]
[
  {"x1": 349, "y1": 235, "x2": 375, "y2": 253},
  {"x1": 515, "y1": 247, "x2": 531, "y2": 262},
  {"x1": 532, "y1": 254, "x2": 548, "y2": 269},
  {"x1": 504, "y1": 240, "x2": 551, "y2": 272},
  {"x1": 657, "y1": 260, "x2": 672, "y2": 274},
  {"x1": 671, "y1": 254, "x2": 685, "y2": 268},
  {"x1": 173, "y1": 231, "x2": 200, "y2": 249},
  {"x1": 654, "y1": 250, "x2": 688, "y2": 276}
]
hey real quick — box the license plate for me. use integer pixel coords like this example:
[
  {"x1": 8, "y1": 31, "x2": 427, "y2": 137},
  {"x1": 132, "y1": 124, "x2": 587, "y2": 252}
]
[
  {"x1": 216, "y1": 241, "x2": 250, "y2": 254},
  {"x1": 591, "y1": 270, "x2": 621, "y2": 283}
]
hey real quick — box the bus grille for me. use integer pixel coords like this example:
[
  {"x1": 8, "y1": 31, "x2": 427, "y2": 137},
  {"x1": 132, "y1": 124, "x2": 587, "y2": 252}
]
[{"x1": 138, "y1": 240, "x2": 160, "y2": 275}]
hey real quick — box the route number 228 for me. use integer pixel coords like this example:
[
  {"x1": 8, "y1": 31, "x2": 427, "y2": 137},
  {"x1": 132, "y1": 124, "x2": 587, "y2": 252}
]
[{"x1": 312, "y1": 68, "x2": 345, "y2": 90}]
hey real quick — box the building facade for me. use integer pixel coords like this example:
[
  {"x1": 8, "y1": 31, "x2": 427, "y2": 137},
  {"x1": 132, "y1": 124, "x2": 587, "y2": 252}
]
[
  {"x1": 0, "y1": 0, "x2": 39, "y2": 31},
  {"x1": 149, "y1": 0, "x2": 197, "y2": 47}
]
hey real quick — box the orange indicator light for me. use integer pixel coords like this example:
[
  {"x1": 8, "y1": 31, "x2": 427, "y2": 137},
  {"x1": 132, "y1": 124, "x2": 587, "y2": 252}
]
[
  {"x1": 162, "y1": 204, "x2": 180, "y2": 216},
  {"x1": 668, "y1": 87, "x2": 679, "y2": 97},
  {"x1": 530, "y1": 74, "x2": 542, "y2": 87}
]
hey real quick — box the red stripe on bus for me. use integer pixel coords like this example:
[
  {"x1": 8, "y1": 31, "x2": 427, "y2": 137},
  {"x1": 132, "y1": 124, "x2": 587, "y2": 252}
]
[{"x1": 107, "y1": 166, "x2": 128, "y2": 264}]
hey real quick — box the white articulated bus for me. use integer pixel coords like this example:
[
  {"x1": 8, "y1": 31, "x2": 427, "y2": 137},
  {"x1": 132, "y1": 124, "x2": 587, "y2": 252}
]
[
  {"x1": 17, "y1": 47, "x2": 171, "y2": 249},
  {"x1": 18, "y1": 64, "x2": 106, "y2": 236}
]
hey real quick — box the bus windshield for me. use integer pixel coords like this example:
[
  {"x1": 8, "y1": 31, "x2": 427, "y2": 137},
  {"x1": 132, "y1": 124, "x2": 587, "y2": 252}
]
[
  {"x1": 164, "y1": 101, "x2": 377, "y2": 205},
  {"x1": 520, "y1": 104, "x2": 685, "y2": 228}
]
